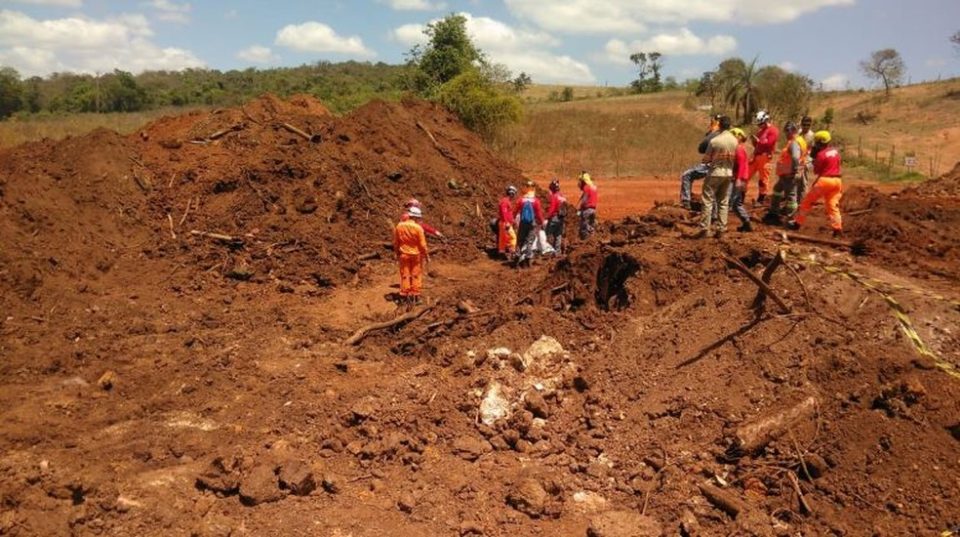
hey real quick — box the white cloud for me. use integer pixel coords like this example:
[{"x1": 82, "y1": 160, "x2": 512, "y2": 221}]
[
  {"x1": 147, "y1": 0, "x2": 191, "y2": 24},
  {"x1": 504, "y1": 0, "x2": 854, "y2": 34},
  {"x1": 275, "y1": 21, "x2": 375, "y2": 57},
  {"x1": 779, "y1": 61, "x2": 797, "y2": 72},
  {"x1": 237, "y1": 45, "x2": 278, "y2": 64},
  {"x1": 0, "y1": 9, "x2": 203, "y2": 76},
  {"x1": 379, "y1": 0, "x2": 446, "y2": 10},
  {"x1": 391, "y1": 12, "x2": 594, "y2": 84},
  {"x1": 820, "y1": 73, "x2": 849, "y2": 91},
  {"x1": 6, "y1": 0, "x2": 82, "y2": 6},
  {"x1": 925, "y1": 58, "x2": 947, "y2": 67},
  {"x1": 601, "y1": 29, "x2": 736, "y2": 64}
]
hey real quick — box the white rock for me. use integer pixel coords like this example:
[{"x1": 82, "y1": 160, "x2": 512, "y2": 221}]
[
  {"x1": 572, "y1": 490, "x2": 608, "y2": 513},
  {"x1": 523, "y1": 336, "x2": 565, "y2": 366},
  {"x1": 479, "y1": 381, "x2": 511, "y2": 426},
  {"x1": 486, "y1": 347, "x2": 511, "y2": 362}
]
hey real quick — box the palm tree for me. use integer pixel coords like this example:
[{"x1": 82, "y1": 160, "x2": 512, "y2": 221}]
[{"x1": 717, "y1": 57, "x2": 762, "y2": 124}]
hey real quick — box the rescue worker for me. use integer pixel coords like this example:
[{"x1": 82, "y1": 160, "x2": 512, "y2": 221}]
[
  {"x1": 513, "y1": 181, "x2": 546, "y2": 267},
  {"x1": 679, "y1": 114, "x2": 722, "y2": 210},
  {"x1": 748, "y1": 110, "x2": 779, "y2": 204},
  {"x1": 789, "y1": 130, "x2": 844, "y2": 237},
  {"x1": 393, "y1": 205, "x2": 429, "y2": 305},
  {"x1": 402, "y1": 198, "x2": 443, "y2": 240},
  {"x1": 796, "y1": 116, "x2": 815, "y2": 202},
  {"x1": 729, "y1": 127, "x2": 752, "y2": 232},
  {"x1": 763, "y1": 121, "x2": 804, "y2": 224},
  {"x1": 696, "y1": 115, "x2": 736, "y2": 239},
  {"x1": 577, "y1": 171, "x2": 598, "y2": 240},
  {"x1": 545, "y1": 179, "x2": 567, "y2": 255},
  {"x1": 497, "y1": 186, "x2": 518, "y2": 258}
]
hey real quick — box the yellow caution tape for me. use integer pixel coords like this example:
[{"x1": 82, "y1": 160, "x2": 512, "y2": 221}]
[{"x1": 783, "y1": 251, "x2": 960, "y2": 381}]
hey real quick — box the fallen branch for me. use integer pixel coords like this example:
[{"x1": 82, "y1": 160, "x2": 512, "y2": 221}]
[
  {"x1": 787, "y1": 472, "x2": 813, "y2": 515},
  {"x1": 178, "y1": 197, "x2": 192, "y2": 227},
  {"x1": 189, "y1": 230, "x2": 244, "y2": 247},
  {"x1": 846, "y1": 208, "x2": 873, "y2": 217},
  {"x1": 721, "y1": 254, "x2": 791, "y2": 314},
  {"x1": 207, "y1": 123, "x2": 243, "y2": 140},
  {"x1": 132, "y1": 173, "x2": 152, "y2": 192},
  {"x1": 280, "y1": 122, "x2": 322, "y2": 143},
  {"x1": 166, "y1": 213, "x2": 177, "y2": 240},
  {"x1": 733, "y1": 395, "x2": 819, "y2": 455},
  {"x1": 415, "y1": 120, "x2": 440, "y2": 148},
  {"x1": 750, "y1": 250, "x2": 785, "y2": 310},
  {"x1": 676, "y1": 313, "x2": 763, "y2": 368},
  {"x1": 698, "y1": 483, "x2": 745, "y2": 519},
  {"x1": 356, "y1": 252, "x2": 381, "y2": 262},
  {"x1": 345, "y1": 305, "x2": 434, "y2": 346}
]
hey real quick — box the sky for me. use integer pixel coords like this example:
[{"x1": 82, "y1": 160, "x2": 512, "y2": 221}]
[{"x1": 0, "y1": 0, "x2": 958, "y2": 90}]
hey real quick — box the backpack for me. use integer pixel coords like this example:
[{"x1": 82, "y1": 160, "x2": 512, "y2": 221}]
[{"x1": 520, "y1": 198, "x2": 536, "y2": 224}]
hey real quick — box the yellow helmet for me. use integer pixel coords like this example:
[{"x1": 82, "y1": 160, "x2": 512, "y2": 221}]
[
  {"x1": 814, "y1": 130, "x2": 832, "y2": 144},
  {"x1": 729, "y1": 127, "x2": 746, "y2": 140}
]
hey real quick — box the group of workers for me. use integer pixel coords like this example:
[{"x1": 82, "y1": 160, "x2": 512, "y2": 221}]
[
  {"x1": 390, "y1": 172, "x2": 600, "y2": 303},
  {"x1": 495, "y1": 172, "x2": 599, "y2": 266},
  {"x1": 682, "y1": 110, "x2": 844, "y2": 239}
]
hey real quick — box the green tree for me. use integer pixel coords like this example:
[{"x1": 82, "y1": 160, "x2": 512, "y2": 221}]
[
  {"x1": 755, "y1": 66, "x2": 813, "y2": 123},
  {"x1": 511, "y1": 72, "x2": 532, "y2": 93},
  {"x1": 859, "y1": 48, "x2": 905, "y2": 97},
  {"x1": 0, "y1": 67, "x2": 24, "y2": 119},
  {"x1": 716, "y1": 57, "x2": 762, "y2": 124},
  {"x1": 103, "y1": 70, "x2": 147, "y2": 112},
  {"x1": 629, "y1": 51, "x2": 663, "y2": 94},
  {"x1": 438, "y1": 69, "x2": 521, "y2": 141},
  {"x1": 560, "y1": 86, "x2": 574, "y2": 102},
  {"x1": 405, "y1": 14, "x2": 484, "y2": 96}
]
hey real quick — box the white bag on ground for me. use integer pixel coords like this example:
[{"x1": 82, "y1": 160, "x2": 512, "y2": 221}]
[{"x1": 536, "y1": 229, "x2": 555, "y2": 255}]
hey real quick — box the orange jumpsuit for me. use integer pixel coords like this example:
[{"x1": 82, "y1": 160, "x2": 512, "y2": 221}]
[
  {"x1": 794, "y1": 146, "x2": 843, "y2": 232},
  {"x1": 393, "y1": 219, "x2": 428, "y2": 297},
  {"x1": 749, "y1": 123, "x2": 779, "y2": 197}
]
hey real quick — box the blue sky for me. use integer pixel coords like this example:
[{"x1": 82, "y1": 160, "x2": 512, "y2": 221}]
[{"x1": 1, "y1": 0, "x2": 958, "y2": 89}]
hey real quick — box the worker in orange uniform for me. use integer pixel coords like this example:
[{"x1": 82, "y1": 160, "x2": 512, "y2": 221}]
[
  {"x1": 577, "y1": 172, "x2": 598, "y2": 240},
  {"x1": 496, "y1": 185, "x2": 518, "y2": 258},
  {"x1": 749, "y1": 110, "x2": 779, "y2": 204},
  {"x1": 393, "y1": 205, "x2": 429, "y2": 305},
  {"x1": 788, "y1": 131, "x2": 843, "y2": 237}
]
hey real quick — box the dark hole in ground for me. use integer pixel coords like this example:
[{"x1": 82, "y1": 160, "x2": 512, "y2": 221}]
[{"x1": 595, "y1": 252, "x2": 640, "y2": 310}]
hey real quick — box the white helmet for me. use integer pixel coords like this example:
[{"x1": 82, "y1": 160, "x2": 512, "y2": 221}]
[
  {"x1": 407, "y1": 206, "x2": 422, "y2": 218},
  {"x1": 755, "y1": 110, "x2": 770, "y2": 124}
]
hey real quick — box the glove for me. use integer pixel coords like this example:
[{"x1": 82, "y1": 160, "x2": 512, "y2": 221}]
[{"x1": 577, "y1": 210, "x2": 582, "y2": 217}]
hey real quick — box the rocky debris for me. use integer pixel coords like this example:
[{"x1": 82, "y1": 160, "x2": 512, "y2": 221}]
[
  {"x1": 322, "y1": 473, "x2": 343, "y2": 494},
  {"x1": 452, "y1": 435, "x2": 492, "y2": 461},
  {"x1": 523, "y1": 335, "x2": 565, "y2": 365},
  {"x1": 350, "y1": 396, "x2": 378, "y2": 422},
  {"x1": 506, "y1": 478, "x2": 548, "y2": 517},
  {"x1": 571, "y1": 491, "x2": 608, "y2": 513},
  {"x1": 524, "y1": 390, "x2": 550, "y2": 418},
  {"x1": 587, "y1": 511, "x2": 663, "y2": 537},
  {"x1": 479, "y1": 382, "x2": 511, "y2": 426},
  {"x1": 278, "y1": 461, "x2": 316, "y2": 496},
  {"x1": 239, "y1": 464, "x2": 284, "y2": 506},
  {"x1": 679, "y1": 509, "x2": 700, "y2": 536},
  {"x1": 97, "y1": 370, "x2": 116, "y2": 390},
  {"x1": 196, "y1": 455, "x2": 243, "y2": 495},
  {"x1": 397, "y1": 491, "x2": 417, "y2": 513}
]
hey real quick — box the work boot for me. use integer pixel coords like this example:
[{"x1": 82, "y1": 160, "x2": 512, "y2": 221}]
[
  {"x1": 786, "y1": 221, "x2": 801, "y2": 231},
  {"x1": 681, "y1": 201, "x2": 692, "y2": 210},
  {"x1": 737, "y1": 222, "x2": 753, "y2": 232},
  {"x1": 761, "y1": 212, "x2": 781, "y2": 225},
  {"x1": 692, "y1": 229, "x2": 710, "y2": 239},
  {"x1": 715, "y1": 230, "x2": 725, "y2": 240}
]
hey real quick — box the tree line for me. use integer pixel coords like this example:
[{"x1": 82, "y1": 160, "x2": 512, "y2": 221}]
[{"x1": 0, "y1": 61, "x2": 408, "y2": 119}]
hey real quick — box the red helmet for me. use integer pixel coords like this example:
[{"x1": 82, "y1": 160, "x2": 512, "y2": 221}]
[{"x1": 404, "y1": 198, "x2": 421, "y2": 209}]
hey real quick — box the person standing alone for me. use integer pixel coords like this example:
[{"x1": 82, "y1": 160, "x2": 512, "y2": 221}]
[
  {"x1": 393, "y1": 205, "x2": 429, "y2": 305},
  {"x1": 577, "y1": 172, "x2": 598, "y2": 240}
]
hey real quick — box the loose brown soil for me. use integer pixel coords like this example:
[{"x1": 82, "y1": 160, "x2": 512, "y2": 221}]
[{"x1": 2, "y1": 95, "x2": 959, "y2": 537}]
